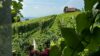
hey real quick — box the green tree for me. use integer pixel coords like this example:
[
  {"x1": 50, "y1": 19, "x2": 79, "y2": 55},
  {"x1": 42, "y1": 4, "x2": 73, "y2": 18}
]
[
  {"x1": 0, "y1": 0, "x2": 12, "y2": 56},
  {"x1": 11, "y1": 0, "x2": 23, "y2": 23}
]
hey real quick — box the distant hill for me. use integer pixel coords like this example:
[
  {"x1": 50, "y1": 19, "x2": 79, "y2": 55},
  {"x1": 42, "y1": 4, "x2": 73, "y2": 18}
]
[{"x1": 21, "y1": 17, "x2": 36, "y2": 21}]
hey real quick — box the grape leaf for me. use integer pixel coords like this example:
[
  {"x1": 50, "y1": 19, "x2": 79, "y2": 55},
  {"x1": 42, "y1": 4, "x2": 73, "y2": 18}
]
[
  {"x1": 61, "y1": 28, "x2": 84, "y2": 52},
  {"x1": 96, "y1": 2, "x2": 100, "y2": 9},
  {"x1": 50, "y1": 45, "x2": 61, "y2": 56},
  {"x1": 84, "y1": 0, "x2": 97, "y2": 11},
  {"x1": 62, "y1": 46, "x2": 73, "y2": 56},
  {"x1": 76, "y1": 12, "x2": 92, "y2": 33}
]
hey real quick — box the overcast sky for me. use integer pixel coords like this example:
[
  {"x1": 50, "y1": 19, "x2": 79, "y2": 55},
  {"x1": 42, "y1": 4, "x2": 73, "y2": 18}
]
[{"x1": 21, "y1": 0, "x2": 84, "y2": 17}]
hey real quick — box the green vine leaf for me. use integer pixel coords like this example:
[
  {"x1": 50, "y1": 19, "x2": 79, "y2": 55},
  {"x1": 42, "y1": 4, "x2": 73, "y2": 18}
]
[
  {"x1": 76, "y1": 12, "x2": 91, "y2": 34},
  {"x1": 96, "y1": 2, "x2": 100, "y2": 9},
  {"x1": 50, "y1": 45, "x2": 61, "y2": 56},
  {"x1": 61, "y1": 28, "x2": 84, "y2": 53},
  {"x1": 84, "y1": 0, "x2": 97, "y2": 11},
  {"x1": 62, "y1": 46, "x2": 73, "y2": 56},
  {"x1": 93, "y1": 27, "x2": 100, "y2": 44}
]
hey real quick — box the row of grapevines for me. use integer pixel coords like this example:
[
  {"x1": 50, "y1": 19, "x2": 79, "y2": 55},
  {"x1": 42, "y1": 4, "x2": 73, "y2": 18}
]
[
  {"x1": 12, "y1": 15, "x2": 57, "y2": 56},
  {"x1": 50, "y1": 0, "x2": 100, "y2": 56}
]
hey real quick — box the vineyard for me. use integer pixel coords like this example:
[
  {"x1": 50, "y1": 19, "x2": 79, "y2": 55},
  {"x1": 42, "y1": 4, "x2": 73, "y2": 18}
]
[
  {"x1": 12, "y1": 0, "x2": 100, "y2": 56},
  {"x1": 12, "y1": 12, "x2": 79, "y2": 56}
]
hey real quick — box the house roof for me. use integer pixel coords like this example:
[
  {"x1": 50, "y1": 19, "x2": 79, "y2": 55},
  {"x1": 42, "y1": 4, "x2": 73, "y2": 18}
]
[{"x1": 66, "y1": 8, "x2": 76, "y2": 12}]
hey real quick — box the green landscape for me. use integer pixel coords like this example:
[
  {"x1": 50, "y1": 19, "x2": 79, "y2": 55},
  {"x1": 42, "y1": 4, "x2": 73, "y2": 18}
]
[
  {"x1": 12, "y1": 11, "x2": 80, "y2": 55},
  {"x1": 0, "y1": 0, "x2": 100, "y2": 56}
]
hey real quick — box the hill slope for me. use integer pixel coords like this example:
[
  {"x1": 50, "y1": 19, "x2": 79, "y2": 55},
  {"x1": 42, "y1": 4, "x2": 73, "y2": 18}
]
[{"x1": 12, "y1": 12, "x2": 80, "y2": 55}]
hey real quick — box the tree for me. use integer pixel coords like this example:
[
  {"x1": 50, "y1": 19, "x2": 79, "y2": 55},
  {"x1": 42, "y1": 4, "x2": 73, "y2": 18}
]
[
  {"x1": 63, "y1": 6, "x2": 68, "y2": 13},
  {"x1": 11, "y1": 0, "x2": 23, "y2": 23},
  {"x1": 0, "y1": 0, "x2": 12, "y2": 56}
]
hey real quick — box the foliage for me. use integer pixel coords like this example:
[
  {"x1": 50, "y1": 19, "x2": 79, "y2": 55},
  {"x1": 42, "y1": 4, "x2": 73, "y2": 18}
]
[
  {"x1": 12, "y1": 0, "x2": 100, "y2": 56},
  {"x1": 12, "y1": 15, "x2": 57, "y2": 55},
  {"x1": 11, "y1": 0, "x2": 23, "y2": 22},
  {"x1": 53, "y1": 0, "x2": 100, "y2": 56}
]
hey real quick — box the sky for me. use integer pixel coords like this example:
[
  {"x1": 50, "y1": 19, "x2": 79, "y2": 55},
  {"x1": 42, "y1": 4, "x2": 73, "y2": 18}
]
[{"x1": 21, "y1": 0, "x2": 84, "y2": 17}]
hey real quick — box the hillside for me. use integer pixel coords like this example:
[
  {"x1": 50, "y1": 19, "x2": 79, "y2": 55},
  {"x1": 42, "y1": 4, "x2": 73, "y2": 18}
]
[{"x1": 12, "y1": 12, "x2": 80, "y2": 55}]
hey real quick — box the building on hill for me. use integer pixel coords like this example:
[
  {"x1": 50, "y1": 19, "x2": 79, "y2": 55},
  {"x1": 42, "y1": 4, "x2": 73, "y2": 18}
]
[{"x1": 63, "y1": 6, "x2": 80, "y2": 13}]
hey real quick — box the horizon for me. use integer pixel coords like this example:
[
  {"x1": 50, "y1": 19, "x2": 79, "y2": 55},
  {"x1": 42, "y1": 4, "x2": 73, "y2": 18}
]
[{"x1": 21, "y1": 0, "x2": 84, "y2": 17}]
